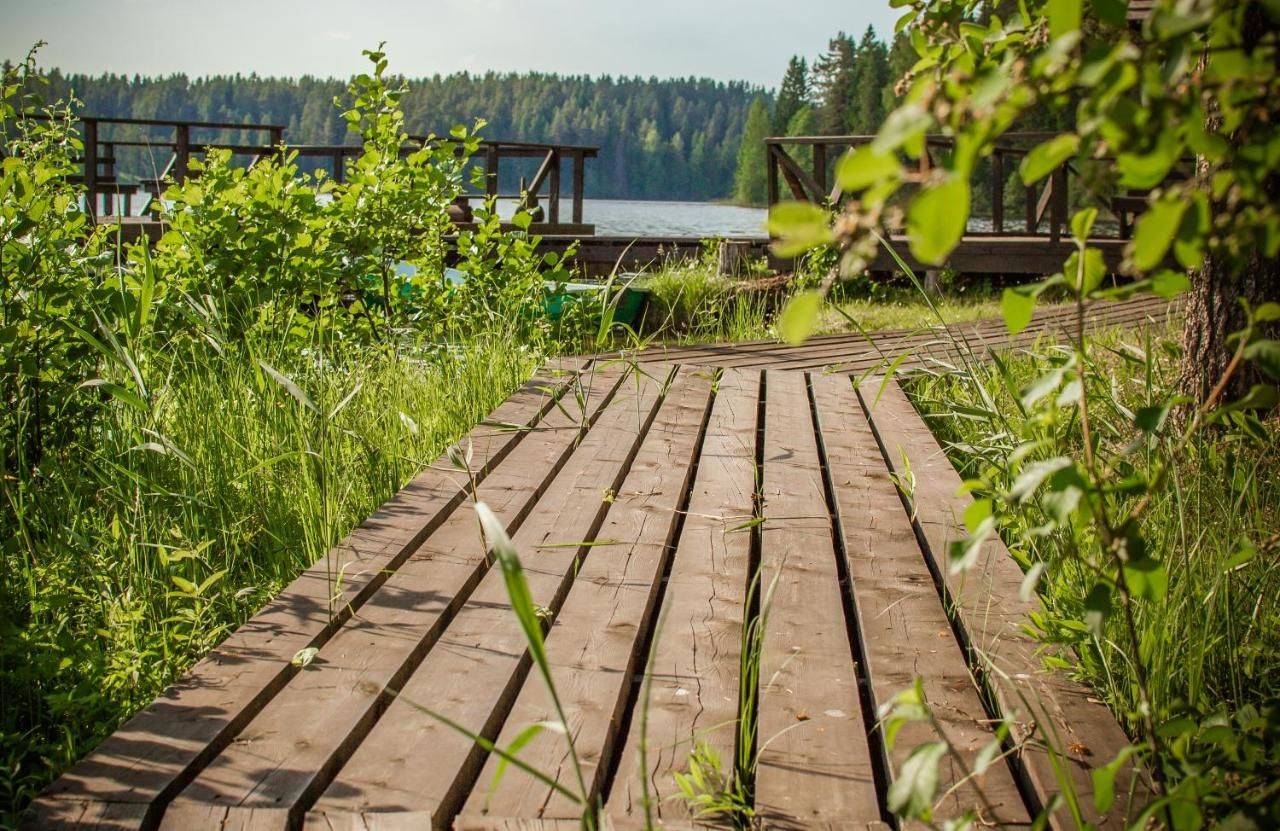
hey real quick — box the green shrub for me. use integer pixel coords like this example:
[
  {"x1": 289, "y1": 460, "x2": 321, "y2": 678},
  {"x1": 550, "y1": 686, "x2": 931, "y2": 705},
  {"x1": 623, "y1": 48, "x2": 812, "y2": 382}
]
[{"x1": 0, "y1": 44, "x2": 572, "y2": 818}]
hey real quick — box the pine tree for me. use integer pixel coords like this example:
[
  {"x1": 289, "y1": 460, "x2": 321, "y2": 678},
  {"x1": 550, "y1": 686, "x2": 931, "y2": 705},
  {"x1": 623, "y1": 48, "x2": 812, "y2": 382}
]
[
  {"x1": 772, "y1": 56, "x2": 809, "y2": 135},
  {"x1": 785, "y1": 105, "x2": 816, "y2": 171},
  {"x1": 43, "y1": 69, "x2": 764, "y2": 200},
  {"x1": 733, "y1": 97, "x2": 771, "y2": 206},
  {"x1": 880, "y1": 30, "x2": 916, "y2": 115},
  {"x1": 849, "y1": 26, "x2": 889, "y2": 134},
  {"x1": 811, "y1": 33, "x2": 856, "y2": 135}
]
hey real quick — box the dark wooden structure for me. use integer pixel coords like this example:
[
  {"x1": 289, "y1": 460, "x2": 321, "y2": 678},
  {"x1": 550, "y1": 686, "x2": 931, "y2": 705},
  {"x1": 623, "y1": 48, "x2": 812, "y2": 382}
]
[
  {"x1": 28, "y1": 299, "x2": 1157, "y2": 829},
  {"x1": 520, "y1": 233, "x2": 1136, "y2": 278},
  {"x1": 766, "y1": 132, "x2": 1181, "y2": 244},
  {"x1": 64, "y1": 115, "x2": 597, "y2": 235},
  {"x1": 631, "y1": 293, "x2": 1174, "y2": 373}
]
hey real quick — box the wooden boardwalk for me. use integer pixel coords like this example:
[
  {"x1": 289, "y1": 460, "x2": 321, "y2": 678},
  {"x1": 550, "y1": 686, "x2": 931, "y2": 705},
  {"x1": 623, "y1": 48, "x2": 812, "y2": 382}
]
[
  {"x1": 29, "y1": 352, "x2": 1150, "y2": 829},
  {"x1": 632, "y1": 293, "x2": 1173, "y2": 374}
]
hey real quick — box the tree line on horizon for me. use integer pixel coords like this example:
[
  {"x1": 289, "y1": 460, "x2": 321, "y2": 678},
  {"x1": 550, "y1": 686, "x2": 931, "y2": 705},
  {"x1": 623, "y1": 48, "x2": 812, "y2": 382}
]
[
  {"x1": 732, "y1": 25, "x2": 912, "y2": 206},
  {"x1": 31, "y1": 68, "x2": 761, "y2": 201}
]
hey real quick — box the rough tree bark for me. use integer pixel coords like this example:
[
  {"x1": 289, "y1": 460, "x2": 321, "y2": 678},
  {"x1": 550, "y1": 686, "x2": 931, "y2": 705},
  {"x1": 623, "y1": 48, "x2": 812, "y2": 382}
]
[
  {"x1": 1178, "y1": 5, "x2": 1279, "y2": 403},
  {"x1": 1179, "y1": 250, "x2": 1279, "y2": 403}
]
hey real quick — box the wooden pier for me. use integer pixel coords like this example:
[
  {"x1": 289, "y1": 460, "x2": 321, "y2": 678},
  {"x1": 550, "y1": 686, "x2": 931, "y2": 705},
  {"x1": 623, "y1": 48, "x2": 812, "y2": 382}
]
[
  {"x1": 65, "y1": 115, "x2": 598, "y2": 235},
  {"x1": 26, "y1": 298, "x2": 1161, "y2": 830},
  {"x1": 631, "y1": 293, "x2": 1174, "y2": 373},
  {"x1": 765, "y1": 132, "x2": 1185, "y2": 246}
]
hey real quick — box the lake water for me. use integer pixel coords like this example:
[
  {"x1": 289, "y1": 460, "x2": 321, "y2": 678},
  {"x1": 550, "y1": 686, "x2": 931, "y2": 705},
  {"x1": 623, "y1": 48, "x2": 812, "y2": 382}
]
[
  {"x1": 581, "y1": 199, "x2": 767, "y2": 237},
  {"x1": 494, "y1": 198, "x2": 768, "y2": 238}
]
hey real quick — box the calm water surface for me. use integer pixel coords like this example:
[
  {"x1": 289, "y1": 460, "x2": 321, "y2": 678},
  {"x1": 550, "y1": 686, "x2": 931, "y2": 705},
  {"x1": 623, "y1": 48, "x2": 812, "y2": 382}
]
[
  {"x1": 495, "y1": 198, "x2": 768, "y2": 237},
  {"x1": 583, "y1": 199, "x2": 767, "y2": 237}
]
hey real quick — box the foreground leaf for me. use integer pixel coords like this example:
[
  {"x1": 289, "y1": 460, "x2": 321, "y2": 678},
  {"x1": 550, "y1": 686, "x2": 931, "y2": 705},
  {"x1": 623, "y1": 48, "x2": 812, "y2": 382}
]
[
  {"x1": 1001, "y1": 287, "x2": 1037, "y2": 335},
  {"x1": 768, "y1": 201, "x2": 832, "y2": 257},
  {"x1": 779, "y1": 291, "x2": 823, "y2": 346},
  {"x1": 1131, "y1": 198, "x2": 1186, "y2": 272},
  {"x1": 1020, "y1": 134, "x2": 1079, "y2": 184},
  {"x1": 907, "y1": 177, "x2": 969, "y2": 266},
  {"x1": 887, "y1": 741, "x2": 947, "y2": 820}
]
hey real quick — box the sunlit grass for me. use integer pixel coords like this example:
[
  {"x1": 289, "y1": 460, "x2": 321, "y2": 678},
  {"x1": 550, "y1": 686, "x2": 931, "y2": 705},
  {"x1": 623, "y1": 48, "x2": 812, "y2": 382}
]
[
  {"x1": 906, "y1": 324, "x2": 1280, "y2": 730},
  {"x1": 631, "y1": 259, "x2": 1072, "y2": 346},
  {"x1": 0, "y1": 335, "x2": 540, "y2": 816},
  {"x1": 819, "y1": 290, "x2": 1008, "y2": 335}
]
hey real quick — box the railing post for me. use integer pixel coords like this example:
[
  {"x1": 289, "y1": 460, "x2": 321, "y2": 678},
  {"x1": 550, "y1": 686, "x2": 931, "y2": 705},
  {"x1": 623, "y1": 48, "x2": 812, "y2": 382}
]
[
  {"x1": 1049, "y1": 165, "x2": 1067, "y2": 243},
  {"x1": 548, "y1": 149, "x2": 561, "y2": 225},
  {"x1": 82, "y1": 117, "x2": 99, "y2": 218},
  {"x1": 174, "y1": 123, "x2": 190, "y2": 182},
  {"x1": 332, "y1": 149, "x2": 345, "y2": 184},
  {"x1": 485, "y1": 144, "x2": 499, "y2": 199},
  {"x1": 269, "y1": 126, "x2": 283, "y2": 156},
  {"x1": 991, "y1": 150, "x2": 1004, "y2": 234},
  {"x1": 813, "y1": 142, "x2": 827, "y2": 201},
  {"x1": 1025, "y1": 182, "x2": 1038, "y2": 234},
  {"x1": 766, "y1": 144, "x2": 779, "y2": 209},
  {"x1": 572, "y1": 150, "x2": 585, "y2": 225}
]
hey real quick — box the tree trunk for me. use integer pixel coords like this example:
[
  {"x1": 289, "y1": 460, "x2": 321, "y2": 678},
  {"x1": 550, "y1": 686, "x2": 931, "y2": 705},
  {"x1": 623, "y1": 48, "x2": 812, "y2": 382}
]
[
  {"x1": 1178, "y1": 249, "x2": 1279, "y2": 403},
  {"x1": 1178, "y1": 6, "x2": 1278, "y2": 403}
]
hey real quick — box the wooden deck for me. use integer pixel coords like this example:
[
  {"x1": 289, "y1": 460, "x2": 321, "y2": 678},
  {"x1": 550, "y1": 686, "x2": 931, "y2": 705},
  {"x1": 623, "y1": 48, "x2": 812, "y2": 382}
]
[
  {"x1": 632, "y1": 293, "x2": 1174, "y2": 373},
  {"x1": 29, "y1": 350, "x2": 1150, "y2": 829}
]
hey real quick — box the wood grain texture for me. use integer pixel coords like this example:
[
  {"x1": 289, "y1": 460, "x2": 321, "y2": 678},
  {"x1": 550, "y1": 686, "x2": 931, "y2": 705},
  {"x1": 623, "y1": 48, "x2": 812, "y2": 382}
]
[
  {"x1": 25, "y1": 360, "x2": 1149, "y2": 831},
  {"x1": 627, "y1": 295, "x2": 1173, "y2": 374},
  {"x1": 859, "y1": 378, "x2": 1147, "y2": 830},
  {"x1": 606, "y1": 369, "x2": 761, "y2": 822},
  {"x1": 811, "y1": 374, "x2": 1030, "y2": 827},
  {"x1": 753, "y1": 370, "x2": 879, "y2": 828},
  {"x1": 158, "y1": 366, "x2": 628, "y2": 830},
  {"x1": 24, "y1": 363, "x2": 586, "y2": 831},
  {"x1": 308, "y1": 366, "x2": 674, "y2": 828},
  {"x1": 458, "y1": 369, "x2": 716, "y2": 823}
]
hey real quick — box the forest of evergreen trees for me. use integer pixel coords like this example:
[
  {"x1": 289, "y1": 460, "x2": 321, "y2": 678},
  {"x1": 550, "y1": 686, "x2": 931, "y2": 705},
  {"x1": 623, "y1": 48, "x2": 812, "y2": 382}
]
[
  {"x1": 30, "y1": 24, "x2": 919, "y2": 204},
  {"x1": 733, "y1": 25, "x2": 913, "y2": 205},
  {"x1": 38, "y1": 69, "x2": 762, "y2": 201}
]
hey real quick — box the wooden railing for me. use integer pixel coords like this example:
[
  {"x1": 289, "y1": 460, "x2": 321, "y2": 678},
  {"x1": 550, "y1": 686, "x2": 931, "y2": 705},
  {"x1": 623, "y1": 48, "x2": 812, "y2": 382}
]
[
  {"x1": 766, "y1": 133, "x2": 1181, "y2": 242},
  {"x1": 290, "y1": 137, "x2": 598, "y2": 227},
  {"x1": 46, "y1": 115, "x2": 597, "y2": 229}
]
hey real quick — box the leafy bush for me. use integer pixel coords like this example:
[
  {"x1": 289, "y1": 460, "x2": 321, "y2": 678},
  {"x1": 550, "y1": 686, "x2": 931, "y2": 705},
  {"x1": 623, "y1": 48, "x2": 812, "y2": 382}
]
[
  {"x1": 910, "y1": 325, "x2": 1280, "y2": 825},
  {"x1": 0, "y1": 44, "x2": 574, "y2": 819},
  {"x1": 768, "y1": 0, "x2": 1279, "y2": 825}
]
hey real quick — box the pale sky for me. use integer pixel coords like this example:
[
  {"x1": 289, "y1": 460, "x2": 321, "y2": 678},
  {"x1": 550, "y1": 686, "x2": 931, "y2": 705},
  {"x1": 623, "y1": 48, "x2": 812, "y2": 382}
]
[{"x1": 1, "y1": 0, "x2": 901, "y2": 88}]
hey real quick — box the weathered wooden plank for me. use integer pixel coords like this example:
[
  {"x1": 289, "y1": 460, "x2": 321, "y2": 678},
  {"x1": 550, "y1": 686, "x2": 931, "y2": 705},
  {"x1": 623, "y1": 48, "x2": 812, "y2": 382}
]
[
  {"x1": 305, "y1": 811, "x2": 433, "y2": 831},
  {"x1": 307, "y1": 365, "x2": 676, "y2": 828},
  {"x1": 811, "y1": 374, "x2": 1031, "y2": 826},
  {"x1": 859, "y1": 378, "x2": 1147, "y2": 829},
  {"x1": 24, "y1": 362, "x2": 587, "y2": 830},
  {"x1": 668, "y1": 303, "x2": 1169, "y2": 375},
  {"x1": 631, "y1": 295, "x2": 1172, "y2": 369},
  {"x1": 458, "y1": 368, "x2": 717, "y2": 823},
  {"x1": 18, "y1": 800, "x2": 149, "y2": 831},
  {"x1": 158, "y1": 366, "x2": 630, "y2": 829},
  {"x1": 753, "y1": 370, "x2": 880, "y2": 827},
  {"x1": 606, "y1": 369, "x2": 761, "y2": 822}
]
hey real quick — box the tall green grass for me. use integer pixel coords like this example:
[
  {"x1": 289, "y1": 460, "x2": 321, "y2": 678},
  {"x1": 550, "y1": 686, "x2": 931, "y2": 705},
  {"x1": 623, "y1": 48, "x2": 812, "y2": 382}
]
[
  {"x1": 635, "y1": 255, "x2": 1048, "y2": 348},
  {"x1": 906, "y1": 326, "x2": 1280, "y2": 733},
  {"x1": 0, "y1": 335, "x2": 539, "y2": 818}
]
